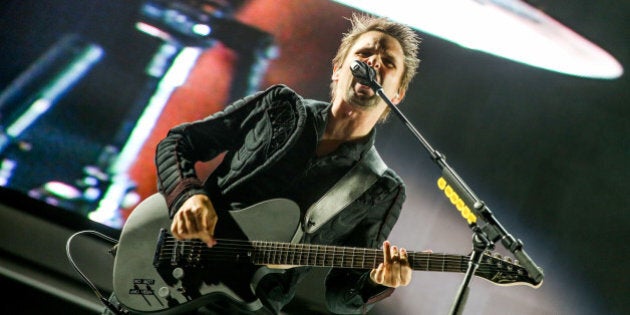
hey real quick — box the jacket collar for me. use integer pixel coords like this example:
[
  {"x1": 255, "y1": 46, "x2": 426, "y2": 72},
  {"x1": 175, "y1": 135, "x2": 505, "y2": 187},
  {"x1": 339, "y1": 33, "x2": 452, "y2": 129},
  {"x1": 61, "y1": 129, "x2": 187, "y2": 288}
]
[{"x1": 309, "y1": 100, "x2": 376, "y2": 162}]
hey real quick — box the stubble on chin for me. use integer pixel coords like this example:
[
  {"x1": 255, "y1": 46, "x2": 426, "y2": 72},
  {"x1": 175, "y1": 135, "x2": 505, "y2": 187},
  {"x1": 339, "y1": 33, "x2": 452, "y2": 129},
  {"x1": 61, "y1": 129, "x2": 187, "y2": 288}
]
[{"x1": 345, "y1": 87, "x2": 379, "y2": 109}]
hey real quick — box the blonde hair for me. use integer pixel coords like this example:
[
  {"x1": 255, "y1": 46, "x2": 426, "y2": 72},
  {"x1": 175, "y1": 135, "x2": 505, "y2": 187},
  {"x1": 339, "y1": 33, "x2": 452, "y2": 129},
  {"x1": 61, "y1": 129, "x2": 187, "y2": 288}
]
[{"x1": 330, "y1": 13, "x2": 422, "y2": 99}]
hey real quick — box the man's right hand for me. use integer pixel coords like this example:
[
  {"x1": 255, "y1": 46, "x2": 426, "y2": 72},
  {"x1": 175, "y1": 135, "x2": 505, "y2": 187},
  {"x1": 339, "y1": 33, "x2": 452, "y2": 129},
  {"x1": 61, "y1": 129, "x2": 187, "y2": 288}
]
[{"x1": 170, "y1": 194, "x2": 218, "y2": 247}]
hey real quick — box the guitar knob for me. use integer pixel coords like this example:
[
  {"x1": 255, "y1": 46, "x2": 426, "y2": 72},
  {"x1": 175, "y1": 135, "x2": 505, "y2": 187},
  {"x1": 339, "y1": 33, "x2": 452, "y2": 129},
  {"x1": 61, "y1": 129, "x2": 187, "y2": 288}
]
[
  {"x1": 158, "y1": 286, "x2": 179, "y2": 306},
  {"x1": 158, "y1": 287, "x2": 171, "y2": 298},
  {"x1": 172, "y1": 267, "x2": 185, "y2": 280}
]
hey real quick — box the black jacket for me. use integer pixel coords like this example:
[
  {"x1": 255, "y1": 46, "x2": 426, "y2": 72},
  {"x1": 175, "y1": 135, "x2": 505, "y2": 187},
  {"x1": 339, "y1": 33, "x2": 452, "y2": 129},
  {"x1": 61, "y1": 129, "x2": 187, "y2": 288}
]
[{"x1": 155, "y1": 84, "x2": 406, "y2": 314}]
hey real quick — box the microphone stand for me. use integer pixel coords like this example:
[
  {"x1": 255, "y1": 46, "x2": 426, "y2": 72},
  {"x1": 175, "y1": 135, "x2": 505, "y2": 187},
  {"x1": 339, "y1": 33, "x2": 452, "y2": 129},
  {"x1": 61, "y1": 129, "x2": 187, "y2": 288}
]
[{"x1": 352, "y1": 61, "x2": 544, "y2": 315}]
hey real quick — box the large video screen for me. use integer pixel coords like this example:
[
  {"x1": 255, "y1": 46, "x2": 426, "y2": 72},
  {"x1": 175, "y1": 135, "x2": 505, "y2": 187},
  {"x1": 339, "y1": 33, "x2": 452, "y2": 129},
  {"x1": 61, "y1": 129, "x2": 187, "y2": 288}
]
[{"x1": 0, "y1": 0, "x2": 358, "y2": 230}]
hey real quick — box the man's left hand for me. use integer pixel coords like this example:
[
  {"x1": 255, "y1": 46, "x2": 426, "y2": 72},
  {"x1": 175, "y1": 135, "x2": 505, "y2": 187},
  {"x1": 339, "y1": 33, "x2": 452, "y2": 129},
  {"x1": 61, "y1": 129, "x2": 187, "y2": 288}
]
[{"x1": 369, "y1": 240, "x2": 412, "y2": 287}]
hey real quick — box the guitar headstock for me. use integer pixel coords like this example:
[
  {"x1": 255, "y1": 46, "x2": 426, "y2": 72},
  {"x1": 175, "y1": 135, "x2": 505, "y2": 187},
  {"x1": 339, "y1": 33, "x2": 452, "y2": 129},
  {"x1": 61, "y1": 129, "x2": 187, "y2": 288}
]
[{"x1": 476, "y1": 251, "x2": 543, "y2": 288}]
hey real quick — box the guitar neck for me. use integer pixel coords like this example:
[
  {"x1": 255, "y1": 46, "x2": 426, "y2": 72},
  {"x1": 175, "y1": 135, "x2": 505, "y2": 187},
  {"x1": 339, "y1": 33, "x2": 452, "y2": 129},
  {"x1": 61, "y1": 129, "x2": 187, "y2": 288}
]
[
  {"x1": 156, "y1": 233, "x2": 539, "y2": 287},
  {"x1": 159, "y1": 236, "x2": 466, "y2": 272},
  {"x1": 247, "y1": 240, "x2": 466, "y2": 272}
]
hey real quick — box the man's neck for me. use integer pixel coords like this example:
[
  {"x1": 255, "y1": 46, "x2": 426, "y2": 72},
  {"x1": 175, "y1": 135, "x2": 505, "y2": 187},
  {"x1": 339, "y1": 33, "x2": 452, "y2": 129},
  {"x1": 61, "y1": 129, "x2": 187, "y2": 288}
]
[{"x1": 317, "y1": 107, "x2": 372, "y2": 157}]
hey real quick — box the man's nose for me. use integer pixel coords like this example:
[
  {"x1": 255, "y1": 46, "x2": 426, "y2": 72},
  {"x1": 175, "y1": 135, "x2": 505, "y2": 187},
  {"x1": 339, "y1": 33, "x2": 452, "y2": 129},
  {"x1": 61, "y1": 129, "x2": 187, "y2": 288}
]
[{"x1": 365, "y1": 56, "x2": 380, "y2": 69}]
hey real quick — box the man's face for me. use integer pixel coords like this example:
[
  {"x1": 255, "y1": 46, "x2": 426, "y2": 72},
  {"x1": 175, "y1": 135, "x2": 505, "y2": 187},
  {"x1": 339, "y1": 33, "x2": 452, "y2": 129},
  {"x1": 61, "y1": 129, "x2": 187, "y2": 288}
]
[{"x1": 332, "y1": 30, "x2": 406, "y2": 110}]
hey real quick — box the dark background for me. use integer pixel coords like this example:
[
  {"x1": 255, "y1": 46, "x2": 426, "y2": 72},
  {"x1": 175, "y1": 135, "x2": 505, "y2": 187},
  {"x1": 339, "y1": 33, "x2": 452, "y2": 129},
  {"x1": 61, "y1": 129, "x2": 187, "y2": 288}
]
[{"x1": 0, "y1": 0, "x2": 627, "y2": 314}]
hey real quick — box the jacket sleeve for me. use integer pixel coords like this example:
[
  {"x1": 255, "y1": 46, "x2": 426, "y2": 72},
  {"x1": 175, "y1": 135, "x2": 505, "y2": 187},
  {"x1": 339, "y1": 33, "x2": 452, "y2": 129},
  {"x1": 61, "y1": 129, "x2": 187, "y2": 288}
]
[
  {"x1": 324, "y1": 170, "x2": 406, "y2": 314},
  {"x1": 154, "y1": 84, "x2": 292, "y2": 217}
]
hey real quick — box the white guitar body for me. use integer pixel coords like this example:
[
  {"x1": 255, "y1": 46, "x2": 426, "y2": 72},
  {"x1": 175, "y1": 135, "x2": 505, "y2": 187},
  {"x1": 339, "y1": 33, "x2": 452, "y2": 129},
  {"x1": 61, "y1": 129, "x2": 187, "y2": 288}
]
[{"x1": 113, "y1": 193, "x2": 301, "y2": 314}]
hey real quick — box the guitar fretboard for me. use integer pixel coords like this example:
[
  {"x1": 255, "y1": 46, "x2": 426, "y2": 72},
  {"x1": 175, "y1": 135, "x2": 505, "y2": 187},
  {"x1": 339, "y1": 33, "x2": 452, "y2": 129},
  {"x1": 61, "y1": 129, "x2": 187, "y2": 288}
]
[
  {"x1": 158, "y1": 236, "x2": 467, "y2": 272},
  {"x1": 153, "y1": 232, "x2": 537, "y2": 287},
  {"x1": 247, "y1": 240, "x2": 467, "y2": 272}
]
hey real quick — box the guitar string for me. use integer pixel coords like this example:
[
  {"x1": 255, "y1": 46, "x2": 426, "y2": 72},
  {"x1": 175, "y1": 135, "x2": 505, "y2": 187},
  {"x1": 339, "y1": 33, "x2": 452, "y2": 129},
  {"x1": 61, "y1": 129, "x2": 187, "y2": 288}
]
[
  {"x1": 159, "y1": 237, "x2": 518, "y2": 264},
  {"x1": 158, "y1": 237, "x2": 520, "y2": 266},
  {"x1": 153, "y1": 253, "x2": 521, "y2": 276},
  {"x1": 152, "y1": 254, "x2": 523, "y2": 278},
  {"x1": 159, "y1": 240, "x2": 470, "y2": 265},
  {"x1": 154, "y1": 238, "x2": 524, "y2": 275}
]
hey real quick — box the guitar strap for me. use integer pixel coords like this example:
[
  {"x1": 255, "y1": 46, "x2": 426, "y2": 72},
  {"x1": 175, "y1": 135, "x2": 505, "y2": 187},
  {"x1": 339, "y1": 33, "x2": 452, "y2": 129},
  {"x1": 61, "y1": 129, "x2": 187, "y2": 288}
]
[{"x1": 290, "y1": 146, "x2": 387, "y2": 243}]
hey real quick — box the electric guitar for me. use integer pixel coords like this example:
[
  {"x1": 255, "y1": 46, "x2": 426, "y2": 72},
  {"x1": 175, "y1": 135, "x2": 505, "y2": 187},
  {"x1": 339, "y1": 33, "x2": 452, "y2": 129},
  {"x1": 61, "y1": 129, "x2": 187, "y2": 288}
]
[{"x1": 112, "y1": 193, "x2": 542, "y2": 314}]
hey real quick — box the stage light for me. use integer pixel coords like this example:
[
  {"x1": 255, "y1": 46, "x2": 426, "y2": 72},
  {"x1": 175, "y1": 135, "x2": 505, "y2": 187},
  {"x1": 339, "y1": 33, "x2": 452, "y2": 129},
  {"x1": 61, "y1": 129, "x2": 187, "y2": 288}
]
[
  {"x1": 332, "y1": 0, "x2": 623, "y2": 79},
  {"x1": 43, "y1": 181, "x2": 82, "y2": 200}
]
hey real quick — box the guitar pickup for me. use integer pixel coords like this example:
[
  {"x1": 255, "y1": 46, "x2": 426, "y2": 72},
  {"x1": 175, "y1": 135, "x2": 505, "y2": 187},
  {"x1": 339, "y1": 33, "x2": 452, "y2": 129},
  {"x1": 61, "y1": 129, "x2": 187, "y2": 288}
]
[{"x1": 153, "y1": 228, "x2": 172, "y2": 268}]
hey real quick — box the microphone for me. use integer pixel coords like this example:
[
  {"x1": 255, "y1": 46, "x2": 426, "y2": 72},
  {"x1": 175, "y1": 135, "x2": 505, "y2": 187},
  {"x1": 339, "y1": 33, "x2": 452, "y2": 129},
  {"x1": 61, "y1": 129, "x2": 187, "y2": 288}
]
[{"x1": 350, "y1": 60, "x2": 381, "y2": 90}]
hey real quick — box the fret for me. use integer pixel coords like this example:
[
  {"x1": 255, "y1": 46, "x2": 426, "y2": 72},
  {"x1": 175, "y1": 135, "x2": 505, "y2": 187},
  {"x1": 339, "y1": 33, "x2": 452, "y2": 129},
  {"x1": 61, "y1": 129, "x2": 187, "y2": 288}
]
[
  {"x1": 320, "y1": 244, "x2": 326, "y2": 267},
  {"x1": 441, "y1": 253, "x2": 445, "y2": 272},
  {"x1": 280, "y1": 242, "x2": 284, "y2": 264},
  {"x1": 425, "y1": 253, "x2": 430, "y2": 271},
  {"x1": 276, "y1": 242, "x2": 281, "y2": 264},
  {"x1": 340, "y1": 247, "x2": 343, "y2": 267},
  {"x1": 372, "y1": 249, "x2": 376, "y2": 268},
  {"x1": 329, "y1": 246, "x2": 334, "y2": 267},
  {"x1": 328, "y1": 246, "x2": 333, "y2": 267},
  {"x1": 299, "y1": 243, "x2": 304, "y2": 265},
  {"x1": 339, "y1": 247, "x2": 346, "y2": 267},
  {"x1": 264, "y1": 241, "x2": 269, "y2": 264},
  {"x1": 350, "y1": 247, "x2": 355, "y2": 268},
  {"x1": 362, "y1": 248, "x2": 366, "y2": 269},
  {"x1": 288, "y1": 243, "x2": 293, "y2": 265},
  {"x1": 289, "y1": 243, "x2": 295, "y2": 265},
  {"x1": 290, "y1": 243, "x2": 295, "y2": 265},
  {"x1": 280, "y1": 242, "x2": 285, "y2": 264},
  {"x1": 278, "y1": 242, "x2": 283, "y2": 264},
  {"x1": 320, "y1": 245, "x2": 326, "y2": 267}
]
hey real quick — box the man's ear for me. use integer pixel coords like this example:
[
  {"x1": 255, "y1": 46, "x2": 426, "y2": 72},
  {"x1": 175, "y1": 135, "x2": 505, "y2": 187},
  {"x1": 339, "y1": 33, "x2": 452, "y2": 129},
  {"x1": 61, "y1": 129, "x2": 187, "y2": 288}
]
[
  {"x1": 392, "y1": 89, "x2": 406, "y2": 105},
  {"x1": 331, "y1": 64, "x2": 340, "y2": 80}
]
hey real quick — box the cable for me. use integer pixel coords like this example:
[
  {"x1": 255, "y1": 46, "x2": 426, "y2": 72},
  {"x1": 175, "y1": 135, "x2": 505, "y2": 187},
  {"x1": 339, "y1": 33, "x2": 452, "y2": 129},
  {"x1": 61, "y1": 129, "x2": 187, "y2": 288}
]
[{"x1": 65, "y1": 230, "x2": 128, "y2": 314}]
